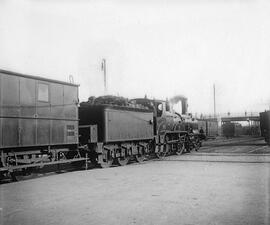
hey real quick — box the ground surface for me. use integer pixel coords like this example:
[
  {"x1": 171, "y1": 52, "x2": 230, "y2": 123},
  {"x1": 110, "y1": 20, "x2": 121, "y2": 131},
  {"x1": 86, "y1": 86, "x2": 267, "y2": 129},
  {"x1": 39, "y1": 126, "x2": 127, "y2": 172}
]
[{"x1": 1, "y1": 136, "x2": 270, "y2": 225}]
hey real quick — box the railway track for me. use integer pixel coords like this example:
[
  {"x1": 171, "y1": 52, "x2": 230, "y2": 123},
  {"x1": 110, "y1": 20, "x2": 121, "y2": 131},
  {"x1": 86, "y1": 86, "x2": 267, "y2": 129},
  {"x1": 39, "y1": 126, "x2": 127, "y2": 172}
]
[
  {"x1": 199, "y1": 136, "x2": 270, "y2": 154},
  {"x1": 162, "y1": 153, "x2": 270, "y2": 163}
]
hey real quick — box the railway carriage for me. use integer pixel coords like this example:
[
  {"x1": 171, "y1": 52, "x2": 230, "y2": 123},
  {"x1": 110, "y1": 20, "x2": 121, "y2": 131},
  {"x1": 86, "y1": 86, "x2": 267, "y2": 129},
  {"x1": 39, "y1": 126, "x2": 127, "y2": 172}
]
[{"x1": 0, "y1": 70, "x2": 85, "y2": 180}]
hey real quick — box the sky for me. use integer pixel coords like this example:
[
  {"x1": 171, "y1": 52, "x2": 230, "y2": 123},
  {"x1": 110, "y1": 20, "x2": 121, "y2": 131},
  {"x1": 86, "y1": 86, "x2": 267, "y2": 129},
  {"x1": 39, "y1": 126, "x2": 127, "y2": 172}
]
[{"x1": 1, "y1": 0, "x2": 270, "y2": 116}]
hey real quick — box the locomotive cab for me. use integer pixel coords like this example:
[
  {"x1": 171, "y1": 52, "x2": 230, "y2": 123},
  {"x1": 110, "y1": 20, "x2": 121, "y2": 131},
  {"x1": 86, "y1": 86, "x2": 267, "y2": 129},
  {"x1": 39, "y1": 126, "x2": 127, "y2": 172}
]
[{"x1": 130, "y1": 98, "x2": 182, "y2": 134}]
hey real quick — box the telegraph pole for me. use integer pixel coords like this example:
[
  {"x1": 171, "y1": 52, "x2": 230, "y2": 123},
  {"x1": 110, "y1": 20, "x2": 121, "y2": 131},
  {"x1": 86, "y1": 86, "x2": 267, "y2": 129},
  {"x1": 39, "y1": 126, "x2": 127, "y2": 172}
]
[
  {"x1": 101, "y1": 58, "x2": 107, "y2": 94},
  {"x1": 213, "y1": 84, "x2": 216, "y2": 118}
]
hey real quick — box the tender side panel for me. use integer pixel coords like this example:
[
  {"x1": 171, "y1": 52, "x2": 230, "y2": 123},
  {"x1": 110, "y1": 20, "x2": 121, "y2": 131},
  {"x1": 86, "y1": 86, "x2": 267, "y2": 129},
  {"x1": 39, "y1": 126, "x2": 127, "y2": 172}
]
[{"x1": 104, "y1": 109, "x2": 154, "y2": 142}]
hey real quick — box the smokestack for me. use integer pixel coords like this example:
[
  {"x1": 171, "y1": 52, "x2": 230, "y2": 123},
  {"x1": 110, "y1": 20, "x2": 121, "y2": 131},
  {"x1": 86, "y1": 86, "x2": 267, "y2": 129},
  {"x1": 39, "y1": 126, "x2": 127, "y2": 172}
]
[
  {"x1": 169, "y1": 95, "x2": 188, "y2": 115},
  {"x1": 181, "y1": 98, "x2": 188, "y2": 115},
  {"x1": 101, "y1": 58, "x2": 107, "y2": 94}
]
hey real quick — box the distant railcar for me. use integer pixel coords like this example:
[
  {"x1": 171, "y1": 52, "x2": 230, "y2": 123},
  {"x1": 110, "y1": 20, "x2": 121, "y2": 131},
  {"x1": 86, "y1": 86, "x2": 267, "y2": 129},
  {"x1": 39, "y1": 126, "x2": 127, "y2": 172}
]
[
  {"x1": 206, "y1": 119, "x2": 219, "y2": 137},
  {"x1": 259, "y1": 111, "x2": 270, "y2": 145},
  {"x1": 198, "y1": 118, "x2": 218, "y2": 138},
  {"x1": 222, "y1": 122, "x2": 242, "y2": 138},
  {"x1": 0, "y1": 70, "x2": 84, "y2": 180}
]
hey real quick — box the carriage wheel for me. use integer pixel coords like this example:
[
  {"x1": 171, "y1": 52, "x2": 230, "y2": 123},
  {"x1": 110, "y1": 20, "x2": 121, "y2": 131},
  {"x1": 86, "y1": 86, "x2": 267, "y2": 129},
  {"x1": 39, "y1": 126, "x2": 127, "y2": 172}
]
[
  {"x1": 99, "y1": 150, "x2": 114, "y2": 168},
  {"x1": 135, "y1": 154, "x2": 145, "y2": 163},
  {"x1": 11, "y1": 168, "x2": 38, "y2": 182},
  {"x1": 116, "y1": 156, "x2": 130, "y2": 166}
]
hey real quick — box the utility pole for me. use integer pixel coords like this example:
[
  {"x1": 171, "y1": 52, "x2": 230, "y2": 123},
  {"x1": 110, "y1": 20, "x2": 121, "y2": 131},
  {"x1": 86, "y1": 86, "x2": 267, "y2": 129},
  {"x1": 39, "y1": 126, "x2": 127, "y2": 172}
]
[
  {"x1": 213, "y1": 84, "x2": 216, "y2": 118},
  {"x1": 101, "y1": 58, "x2": 107, "y2": 94}
]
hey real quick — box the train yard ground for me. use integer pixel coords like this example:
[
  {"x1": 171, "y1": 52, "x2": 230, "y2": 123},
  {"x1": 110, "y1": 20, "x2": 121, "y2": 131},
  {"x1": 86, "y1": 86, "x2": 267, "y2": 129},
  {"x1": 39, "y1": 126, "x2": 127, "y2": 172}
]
[{"x1": 1, "y1": 136, "x2": 270, "y2": 225}]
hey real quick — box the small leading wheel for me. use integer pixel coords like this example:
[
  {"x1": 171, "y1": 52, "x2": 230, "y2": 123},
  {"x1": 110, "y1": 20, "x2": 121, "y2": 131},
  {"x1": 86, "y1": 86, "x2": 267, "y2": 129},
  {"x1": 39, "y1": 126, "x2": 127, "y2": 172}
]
[
  {"x1": 116, "y1": 156, "x2": 130, "y2": 166},
  {"x1": 99, "y1": 150, "x2": 114, "y2": 168}
]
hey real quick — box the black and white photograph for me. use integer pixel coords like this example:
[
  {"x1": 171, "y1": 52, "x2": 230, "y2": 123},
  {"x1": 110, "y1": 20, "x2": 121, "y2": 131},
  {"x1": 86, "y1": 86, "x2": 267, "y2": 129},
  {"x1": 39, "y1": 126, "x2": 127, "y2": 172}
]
[{"x1": 0, "y1": 0, "x2": 270, "y2": 224}]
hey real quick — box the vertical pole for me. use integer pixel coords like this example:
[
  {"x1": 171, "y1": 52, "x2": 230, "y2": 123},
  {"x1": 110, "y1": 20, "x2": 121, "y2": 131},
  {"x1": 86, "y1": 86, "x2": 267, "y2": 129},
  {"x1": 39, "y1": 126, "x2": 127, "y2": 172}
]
[
  {"x1": 102, "y1": 58, "x2": 107, "y2": 95},
  {"x1": 213, "y1": 84, "x2": 216, "y2": 118}
]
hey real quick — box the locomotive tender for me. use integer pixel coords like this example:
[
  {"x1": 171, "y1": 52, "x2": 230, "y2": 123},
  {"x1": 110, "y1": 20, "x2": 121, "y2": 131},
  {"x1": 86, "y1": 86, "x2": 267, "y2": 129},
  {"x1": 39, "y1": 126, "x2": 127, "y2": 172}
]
[
  {"x1": 0, "y1": 70, "x2": 201, "y2": 180},
  {"x1": 79, "y1": 103, "x2": 154, "y2": 167}
]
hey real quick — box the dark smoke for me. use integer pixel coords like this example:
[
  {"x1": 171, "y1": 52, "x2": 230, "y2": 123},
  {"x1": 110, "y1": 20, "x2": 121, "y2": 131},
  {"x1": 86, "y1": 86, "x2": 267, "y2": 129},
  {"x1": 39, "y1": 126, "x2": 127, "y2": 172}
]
[
  {"x1": 169, "y1": 95, "x2": 188, "y2": 115},
  {"x1": 169, "y1": 95, "x2": 187, "y2": 104}
]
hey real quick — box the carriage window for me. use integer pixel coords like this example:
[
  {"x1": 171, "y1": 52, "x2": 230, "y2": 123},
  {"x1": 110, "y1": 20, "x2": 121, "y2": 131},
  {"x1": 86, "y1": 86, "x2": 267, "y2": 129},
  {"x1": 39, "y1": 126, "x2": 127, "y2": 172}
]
[{"x1": 38, "y1": 83, "x2": 49, "y2": 102}]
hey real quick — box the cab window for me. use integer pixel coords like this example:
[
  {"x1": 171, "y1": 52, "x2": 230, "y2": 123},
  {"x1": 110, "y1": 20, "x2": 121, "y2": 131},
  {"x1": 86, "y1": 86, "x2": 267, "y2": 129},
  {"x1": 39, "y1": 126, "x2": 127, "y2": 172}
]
[
  {"x1": 165, "y1": 102, "x2": 170, "y2": 111},
  {"x1": 156, "y1": 103, "x2": 163, "y2": 117}
]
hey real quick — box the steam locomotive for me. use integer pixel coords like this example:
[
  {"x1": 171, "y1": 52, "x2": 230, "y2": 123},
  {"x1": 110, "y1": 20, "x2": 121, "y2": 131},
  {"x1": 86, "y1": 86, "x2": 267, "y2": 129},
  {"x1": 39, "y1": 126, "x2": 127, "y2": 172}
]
[
  {"x1": 0, "y1": 70, "x2": 201, "y2": 180},
  {"x1": 79, "y1": 96, "x2": 201, "y2": 168}
]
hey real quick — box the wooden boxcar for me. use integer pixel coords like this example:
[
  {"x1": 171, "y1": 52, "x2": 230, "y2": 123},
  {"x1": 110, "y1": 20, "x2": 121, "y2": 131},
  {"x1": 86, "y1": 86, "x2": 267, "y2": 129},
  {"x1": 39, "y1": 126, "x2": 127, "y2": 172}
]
[
  {"x1": 0, "y1": 70, "x2": 83, "y2": 179},
  {"x1": 222, "y1": 122, "x2": 242, "y2": 138},
  {"x1": 197, "y1": 118, "x2": 218, "y2": 138}
]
